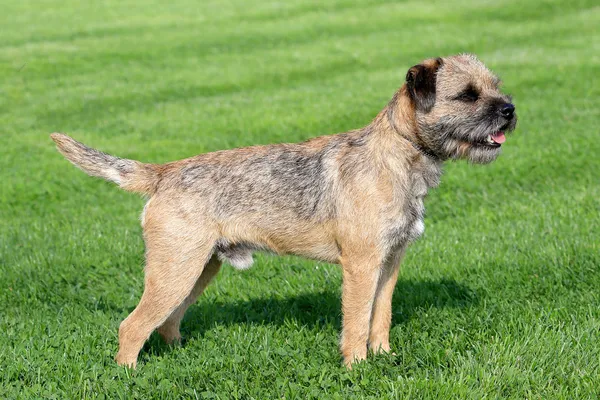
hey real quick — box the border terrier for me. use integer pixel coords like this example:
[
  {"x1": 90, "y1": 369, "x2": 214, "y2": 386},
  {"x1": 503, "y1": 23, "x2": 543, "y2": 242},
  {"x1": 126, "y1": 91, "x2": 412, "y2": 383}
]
[{"x1": 51, "y1": 54, "x2": 517, "y2": 368}]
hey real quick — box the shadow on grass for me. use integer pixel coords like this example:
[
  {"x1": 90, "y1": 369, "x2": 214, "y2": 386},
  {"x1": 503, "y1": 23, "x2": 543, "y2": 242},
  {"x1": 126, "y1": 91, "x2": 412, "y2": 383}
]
[{"x1": 141, "y1": 277, "x2": 477, "y2": 358}]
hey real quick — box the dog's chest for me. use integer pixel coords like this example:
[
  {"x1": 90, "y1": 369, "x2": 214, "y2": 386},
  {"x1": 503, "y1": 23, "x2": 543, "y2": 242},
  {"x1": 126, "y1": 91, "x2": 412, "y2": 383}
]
[
  {"x1": 384, "y1": 168, "x2": 436, "y2": 250},
  {"x1": 404, "y1": 176, "x2": 427, "y2": 241}
]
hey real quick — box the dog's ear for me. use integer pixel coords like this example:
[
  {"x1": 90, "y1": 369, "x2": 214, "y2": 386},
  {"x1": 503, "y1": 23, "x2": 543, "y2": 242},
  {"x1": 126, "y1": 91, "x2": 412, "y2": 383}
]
[{"x1": 405, "y1": 58, "x2": 443, "y2": 113}]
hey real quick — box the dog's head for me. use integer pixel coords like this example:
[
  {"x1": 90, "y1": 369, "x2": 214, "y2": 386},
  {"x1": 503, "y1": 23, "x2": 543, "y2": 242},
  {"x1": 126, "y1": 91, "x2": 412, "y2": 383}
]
[{"x1": 404, "y1": 54, "x2": 517, "y2": 164}]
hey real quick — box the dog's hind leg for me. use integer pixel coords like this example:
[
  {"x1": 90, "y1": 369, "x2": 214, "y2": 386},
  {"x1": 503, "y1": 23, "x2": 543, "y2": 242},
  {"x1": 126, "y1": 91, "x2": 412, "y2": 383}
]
[
  {"x1": 156, "y1": 255, "x2": 222, "y2": 344},
  {"x1": 115, "y1": 223, "x2": 217, "y2": 368}
]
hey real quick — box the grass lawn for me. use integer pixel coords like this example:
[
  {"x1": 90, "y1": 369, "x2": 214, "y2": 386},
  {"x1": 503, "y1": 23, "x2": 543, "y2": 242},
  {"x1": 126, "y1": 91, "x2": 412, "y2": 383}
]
[{"x1": 1, "y1": 0, "x2": 599, "y2": 398}]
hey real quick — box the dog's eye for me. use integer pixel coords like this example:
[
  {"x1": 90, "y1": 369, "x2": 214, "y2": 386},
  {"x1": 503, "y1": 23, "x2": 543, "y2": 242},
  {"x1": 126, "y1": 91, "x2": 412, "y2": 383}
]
[{"x1": 455, "y1": 88, "x2": 479, "y2": 102}]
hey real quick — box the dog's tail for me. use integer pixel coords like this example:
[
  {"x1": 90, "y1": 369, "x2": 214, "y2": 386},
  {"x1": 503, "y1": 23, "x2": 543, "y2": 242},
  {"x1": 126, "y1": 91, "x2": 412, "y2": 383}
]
[{"x1": 50, "y1": 133, "x2": 160, "y2": 195}]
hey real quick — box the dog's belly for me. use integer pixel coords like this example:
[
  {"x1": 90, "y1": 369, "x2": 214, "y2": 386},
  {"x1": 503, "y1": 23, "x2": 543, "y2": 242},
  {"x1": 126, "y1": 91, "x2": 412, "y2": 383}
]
[
  {"x1": 218, "y1": 220, "x2": 341, "y2": 269},
  {"x1": 217, "y1": 241, "x2": 340, "y2": 269}
]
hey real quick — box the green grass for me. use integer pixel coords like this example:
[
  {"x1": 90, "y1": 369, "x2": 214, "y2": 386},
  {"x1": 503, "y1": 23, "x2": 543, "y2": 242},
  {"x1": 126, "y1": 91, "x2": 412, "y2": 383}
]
[{"x1": 1, "y1": 0, "x2": 599, "y2": 398}]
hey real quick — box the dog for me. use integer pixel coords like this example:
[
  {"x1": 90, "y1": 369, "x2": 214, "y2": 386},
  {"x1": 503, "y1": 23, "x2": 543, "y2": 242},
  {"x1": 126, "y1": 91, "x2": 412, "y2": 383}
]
[{"x1": 51, "y1": 53, "x2": 517, "y2": 368}]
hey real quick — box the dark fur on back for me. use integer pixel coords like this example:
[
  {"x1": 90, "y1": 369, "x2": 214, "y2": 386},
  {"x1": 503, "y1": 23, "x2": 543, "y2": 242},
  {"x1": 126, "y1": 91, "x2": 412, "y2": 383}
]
[{"x1": 177, "y1": 143, "x2": 333, "y2": 220}]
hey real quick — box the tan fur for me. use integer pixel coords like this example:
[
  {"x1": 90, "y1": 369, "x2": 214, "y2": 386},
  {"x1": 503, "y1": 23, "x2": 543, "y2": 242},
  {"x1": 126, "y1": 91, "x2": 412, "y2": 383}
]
[{"x1": 51, "y1": 54, "x2": 516, "y2": 369}]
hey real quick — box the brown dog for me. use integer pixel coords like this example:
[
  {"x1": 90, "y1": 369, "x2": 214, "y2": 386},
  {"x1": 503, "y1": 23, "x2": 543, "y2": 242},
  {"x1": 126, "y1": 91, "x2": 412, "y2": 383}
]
[{"x1": 51, "y1": 54, "x2": 517, "y2": 368}]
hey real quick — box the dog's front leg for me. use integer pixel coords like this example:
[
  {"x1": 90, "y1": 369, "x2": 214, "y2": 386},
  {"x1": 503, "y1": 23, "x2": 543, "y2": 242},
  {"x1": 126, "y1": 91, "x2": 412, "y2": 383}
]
[
  {"x1": 369, "y1": 248, "x2": 405, "y2": 354},
  {"x1": 339, "y1": 253, "x2": 383, "y2": 368}
]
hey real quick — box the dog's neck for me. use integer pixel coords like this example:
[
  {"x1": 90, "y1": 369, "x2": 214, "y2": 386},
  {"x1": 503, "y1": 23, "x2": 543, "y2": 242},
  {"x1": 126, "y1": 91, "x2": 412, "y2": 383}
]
[
  {"x1": 397, "y1": 129, "x2": 440, "y2": 161},
  {"x1": 382, "y1": 87, "x2": 443, "y2": 162},
  {"x1": 366, "y1": 88, "x2": 444, "y2": 188}
]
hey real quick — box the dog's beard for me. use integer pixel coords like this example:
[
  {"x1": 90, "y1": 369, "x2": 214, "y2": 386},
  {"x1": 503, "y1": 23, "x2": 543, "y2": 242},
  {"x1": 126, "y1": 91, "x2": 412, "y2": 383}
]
[
  {"x1": 423, "y1": 113, "x2": 517, "y2": 164},
  {"x1": 443, "y1": 139, "x2": 502, "y2": 164}
]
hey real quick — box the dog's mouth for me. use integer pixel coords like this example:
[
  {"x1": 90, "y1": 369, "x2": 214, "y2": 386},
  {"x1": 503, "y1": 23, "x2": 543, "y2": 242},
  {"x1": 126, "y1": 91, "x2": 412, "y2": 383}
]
[
  {"x1": 476, "y1": 131, "x2": 506, "y2": 148},
  {"x1": 471, "y1": 122, "x2": 513, "y2": 148},
  {"x1": 465, "y1": 116, "x2": 516, "y2": 149},
  {"x1": 466, "y1": 131, "x2": 505, "y2": 149}
]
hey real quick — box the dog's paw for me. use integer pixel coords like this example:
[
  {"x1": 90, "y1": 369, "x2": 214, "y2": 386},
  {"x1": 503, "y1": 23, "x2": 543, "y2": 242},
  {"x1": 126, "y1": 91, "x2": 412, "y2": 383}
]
[{"x1": 115, "y1": 352, "x2": 138, "y2": 369}]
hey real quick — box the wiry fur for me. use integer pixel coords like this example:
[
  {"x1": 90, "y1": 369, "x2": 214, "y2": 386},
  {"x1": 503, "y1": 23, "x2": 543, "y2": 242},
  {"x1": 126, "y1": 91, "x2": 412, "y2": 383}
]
[
  {"x1": 50, "y1": 133, "x2": 162, "y2": 193},
  {"x1": 51, "y1": 54, "x2": 517, "y2": 369}
]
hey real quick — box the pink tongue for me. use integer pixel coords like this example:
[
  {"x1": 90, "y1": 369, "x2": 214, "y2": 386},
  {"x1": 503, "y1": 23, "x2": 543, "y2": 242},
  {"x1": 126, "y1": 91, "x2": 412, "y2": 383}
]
[{"x1": 492, "y1": 132, "x2": 506, "y2": 144}]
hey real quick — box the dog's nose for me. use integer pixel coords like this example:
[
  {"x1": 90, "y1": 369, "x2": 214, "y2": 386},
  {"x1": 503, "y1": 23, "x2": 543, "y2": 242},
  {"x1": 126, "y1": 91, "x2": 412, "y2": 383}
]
[{"x1": 499, "y1": 103, "x2": 515, "y2": 119}]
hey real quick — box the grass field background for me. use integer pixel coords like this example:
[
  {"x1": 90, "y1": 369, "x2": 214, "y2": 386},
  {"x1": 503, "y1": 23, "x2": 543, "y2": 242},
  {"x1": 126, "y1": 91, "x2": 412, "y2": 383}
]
[{"x1": 1, "y1": 0, "x2": 599, "y2": 398}]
